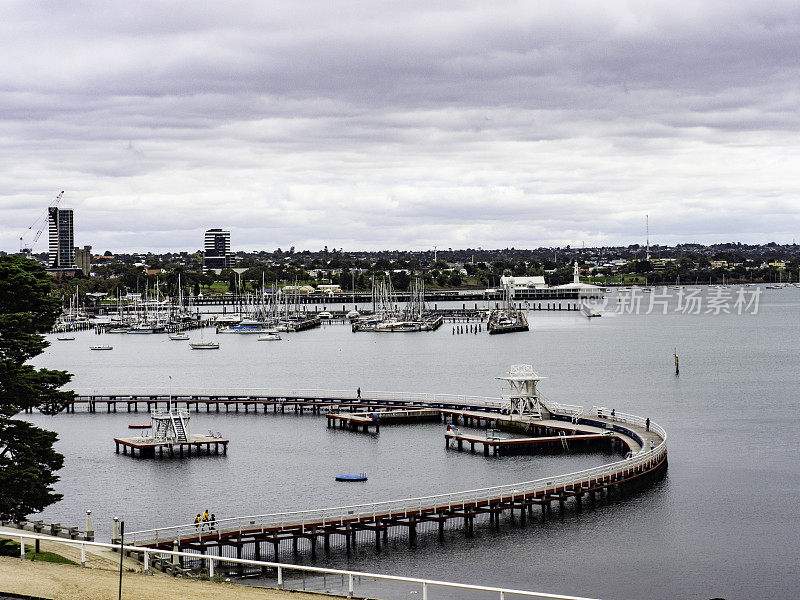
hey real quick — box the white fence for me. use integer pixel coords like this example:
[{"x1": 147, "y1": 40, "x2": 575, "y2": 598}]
[{"x1": 4, "y1": 530, "x2": 603, "y2": 600}]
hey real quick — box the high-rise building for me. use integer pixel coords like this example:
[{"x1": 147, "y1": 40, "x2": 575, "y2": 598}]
[
  {"x1": 204, "y1": 228, "x2": 231, "y2": 271},
  {"x1": 48, "y1": 207, "x2": 76, "y2": 269}
]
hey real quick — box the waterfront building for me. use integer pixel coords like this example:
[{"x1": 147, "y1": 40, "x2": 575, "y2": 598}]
[
  {"x1": 47, "y1": 207, "x2": 77, "y2": 270},
  {"x1": 554, "y1": 261, "x2": 602, "y2": 292},
  {"x1": 203, "y1": 228, "x2": 232, "y2": 272},
  {"x1": 500, "y1": 275, "x2": 548, "y2": 295}
]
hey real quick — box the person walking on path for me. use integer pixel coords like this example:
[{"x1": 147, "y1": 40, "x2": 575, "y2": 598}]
[
  {"x1": 194, "y1": 514, "x2": 201, "y2": 531},
  {"x1": 645, "y1": 417, "x2": 650, "y2": 432},
  {"x1": 209, "y1": 513, "x2": 216, "y2": 532},
  {"x1": 202, "y1": 509, "x2": 209, "y2": 531},
  {"x1": 357, "y1": 387, "x2": 361, "y2": 399},
  {"x1": 649, "y1": 440, "x2": 655, "y2": 452}
]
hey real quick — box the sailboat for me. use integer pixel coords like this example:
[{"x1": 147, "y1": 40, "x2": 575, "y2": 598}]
[
  {"x1": 190, "y1": 340, "x2": 219, "y2": 349},
  {"x1": 190, "y1": 323, "x2": 219, "y2": 349}
]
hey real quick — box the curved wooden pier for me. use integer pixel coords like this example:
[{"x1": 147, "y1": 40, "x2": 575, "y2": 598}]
[{"x1": 80, "y1": 388, "x2": 669, "y2": 569}]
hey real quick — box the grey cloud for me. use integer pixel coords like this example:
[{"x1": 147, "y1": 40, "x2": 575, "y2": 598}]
[{"x1": 2, "y1": 1, "x2": 800, "y2": 251}]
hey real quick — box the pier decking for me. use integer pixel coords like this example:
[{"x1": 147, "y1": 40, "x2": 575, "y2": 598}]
[
  {"x1": 326, "y1": 408, "x2": 441, "y2": 432},
  {"x1": 94, "y1": 388, "x2": 666, "y2": 568},
  {"x1": 114, "y1": 434, "x2": 229, "y2": 458},
  {"x1": 445, "y1": 430, "x2": 624, "y2": 456},
  {"x1": 41, "y1": 380, "x2": 666, "y2": 568}
]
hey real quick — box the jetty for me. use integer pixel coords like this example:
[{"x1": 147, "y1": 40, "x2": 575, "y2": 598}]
[
  {"x1": 114, "y1": 434, "x2": 228, "y2": 458},
  {"x1": 114, "y1": 408, "x2": 228, "y2": 458},
  {"x1": 326, "y1": 407, "x2": 441, "y2": 432},
  {"x1": 445, "y1": 430, "x2": 624, "y2": 456},
  {"x1": 77, "y1": 366, "x2": 668, "y2": 568}
]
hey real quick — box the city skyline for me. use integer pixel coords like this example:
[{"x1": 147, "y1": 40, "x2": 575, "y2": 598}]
[{"x1": 2, "y1": 2, "x2": 800, "y2": 253}]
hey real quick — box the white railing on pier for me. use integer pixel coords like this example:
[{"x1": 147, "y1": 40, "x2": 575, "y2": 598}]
[
  {"x1": 127, "y1": 407, "x2": 667, "y2": 547},
  {"x1": 66, "y1": 386, "x2": 667, "y2": 548},
  {"x1": 3, "y1": 530, "x2": 603, "y2": 600},
  {"x1": 538, "y1": 393, "x2": 583, "y2": 417},
  {"x1": 72, "y1": 387, "x2": 508, "y2": 410}
]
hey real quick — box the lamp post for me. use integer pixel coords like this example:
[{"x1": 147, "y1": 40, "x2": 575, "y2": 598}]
[{"x1": 117, "y1": 520, "x2": 125, "y2": 600}]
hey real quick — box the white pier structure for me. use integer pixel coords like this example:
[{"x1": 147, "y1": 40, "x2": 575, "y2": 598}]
[
  {"x1": 497, "y1": 364, "x2": 548, "y2": 418},
  {"x1": 112, "y1": 365, "x2": 667, "y2": 565},
  {"x1": 151, "y1": 408, "x2": 190, "y2": 443},
  {"x1": 114, "y1": 407, "x2": 228, "y2": 458}
]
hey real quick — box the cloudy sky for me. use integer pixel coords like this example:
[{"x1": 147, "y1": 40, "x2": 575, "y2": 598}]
[{"x1": 2, "y1": 1, "x2": 799, "y2": 253}]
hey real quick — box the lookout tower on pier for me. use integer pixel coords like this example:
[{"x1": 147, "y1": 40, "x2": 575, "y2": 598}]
[
  {"x1": 151, "y1": 408, "x2": 190, "y2": 443},
  {"x1": 497, "y1": 364, "x2": 548, "y2": 419}
]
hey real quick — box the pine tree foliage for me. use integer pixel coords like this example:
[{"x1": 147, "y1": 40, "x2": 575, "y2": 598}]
[{"x1": 0, "y1": 256, "x2": 73, "y2": 521}]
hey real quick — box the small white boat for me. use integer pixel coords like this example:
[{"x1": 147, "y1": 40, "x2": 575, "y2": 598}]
[
  {"x1": 190, "y1": 342, "x2": 220, "y2": 350},
  {"x1": 126, "y1": 325, "x2": 154, "y2": 334},
  {"x1": 90, "y1": 345, "x2": 113, "y2": 350},
  {"x1": 318, "y1": 311, "x2": 333, "y2": 319},
  {"x1": 169, "y1": 333, "x2": 190, "y2": 340},
  {"x1": 258, "y1": 333, "x2": 282, "y2": 341},
  {"x1": 57, "y1": 335, "x2": 75, "y2": 341},
  {"x1": 346, "y1": 310, "x2": 361, "y2": 319}
]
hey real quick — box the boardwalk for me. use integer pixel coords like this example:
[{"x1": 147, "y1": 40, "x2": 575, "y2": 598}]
[{"x1": 58, "y1": 387, "x2": 669, "y2": 570}]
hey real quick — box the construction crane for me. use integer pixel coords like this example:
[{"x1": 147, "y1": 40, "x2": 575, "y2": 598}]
[{"x1": 19, "y1": 190, "x2": 64, "y2": 257}]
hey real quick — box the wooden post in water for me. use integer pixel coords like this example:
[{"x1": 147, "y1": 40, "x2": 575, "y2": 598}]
[{"x1": 674, "y1": 348, "x2": 679, "y2": 375}]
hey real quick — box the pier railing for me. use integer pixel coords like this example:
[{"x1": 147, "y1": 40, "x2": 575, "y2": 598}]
[
  {"x1": 127, "y1": 407, "x2": 666, "y2": 546},
  {"x1": 72, "y1": 387, "x2": 508, "y2": 410}
]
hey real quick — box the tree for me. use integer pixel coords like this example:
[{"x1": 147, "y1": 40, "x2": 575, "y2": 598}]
[
  {"x1": 390, "y1": 271, "x2": 411, "y2": 291},
  {"x1": 0, "y1": 256, "x2": 73, "y2": 521}
]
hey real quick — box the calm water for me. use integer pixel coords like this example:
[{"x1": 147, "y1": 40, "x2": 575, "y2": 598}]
[{"x1": 26, "y1": 289, "x2": 800, "y2": 600}]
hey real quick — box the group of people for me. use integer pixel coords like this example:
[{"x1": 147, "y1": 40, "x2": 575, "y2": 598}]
[{"x1": 193, "y1": 509, "x2": 216, "y2": 532}]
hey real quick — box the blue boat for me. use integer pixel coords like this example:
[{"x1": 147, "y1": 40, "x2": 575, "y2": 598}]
[{"x1": 335, "y1": 472, "x2": 368, "y2": 482}]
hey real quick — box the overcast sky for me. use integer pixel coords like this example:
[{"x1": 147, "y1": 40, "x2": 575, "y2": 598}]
[{"x1": 2, "y1": 1, "x2": 799, "y2": 253}]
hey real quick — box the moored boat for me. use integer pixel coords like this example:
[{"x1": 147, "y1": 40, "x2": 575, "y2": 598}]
[
  {"x1": 257, "y1": 333, "x2": 282, "y2": 341},
  {"x1": 190, "y1": 342, "x2": 220, "y2": 350}
]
